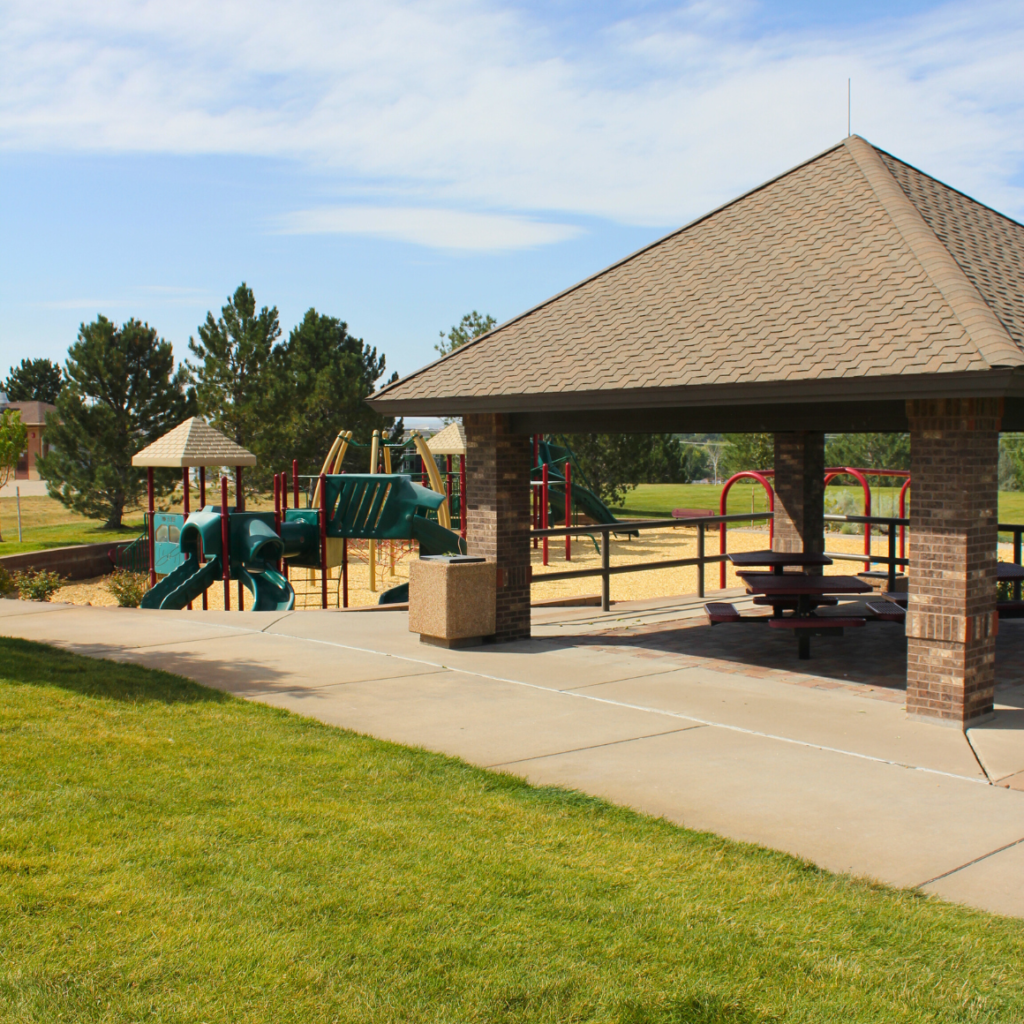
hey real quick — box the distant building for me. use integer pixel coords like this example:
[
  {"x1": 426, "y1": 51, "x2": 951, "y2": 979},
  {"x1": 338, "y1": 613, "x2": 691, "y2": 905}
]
[{"x1": 0, "y1": 398, "x2": 56, "y2": 479}]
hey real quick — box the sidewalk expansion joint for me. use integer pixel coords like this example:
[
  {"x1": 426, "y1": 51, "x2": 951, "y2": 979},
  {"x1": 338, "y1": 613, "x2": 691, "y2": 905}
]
[
  {"x1": 485, "y1": 725, "x2": 706, "y2": 769},
  {"x1": 561, "y1": 667, "x2": 693, "y2": 691},
  {"x1": 964, "y1": 729, "x2": 994, "y2": 784},
  {"x1": 916, "y1": 835, "x2": 1024, "y2": 889}
]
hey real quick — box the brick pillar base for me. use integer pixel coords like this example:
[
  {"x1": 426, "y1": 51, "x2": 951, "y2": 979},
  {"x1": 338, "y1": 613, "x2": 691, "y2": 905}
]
[
  {"x1": 463, "y1": 413, "x2": 531, "y2": 643},
  {"x1": 906, "y1": 399, "x2": 1000, "y2": 727},
  {"x1": 773, "y1": 432, "x2": 825, "y2": 560}
]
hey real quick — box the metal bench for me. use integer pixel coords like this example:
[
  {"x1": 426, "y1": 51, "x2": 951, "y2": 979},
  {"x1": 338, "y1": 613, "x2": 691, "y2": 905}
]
[
  {"x1": 997, "y1": 601, "x2": 1024, "y2": 619},
  {"x1": 867, "y1": 601, "x2": 905, "y2": 622},
  {"x1": 705, "y1": 602, "x2": 743, "y2": 625}
]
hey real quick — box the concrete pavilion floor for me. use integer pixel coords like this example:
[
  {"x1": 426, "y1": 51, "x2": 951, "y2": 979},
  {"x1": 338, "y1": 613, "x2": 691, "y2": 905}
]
[{"x1": 3, "y1": 592, "x2": 1024, "y2": 919}]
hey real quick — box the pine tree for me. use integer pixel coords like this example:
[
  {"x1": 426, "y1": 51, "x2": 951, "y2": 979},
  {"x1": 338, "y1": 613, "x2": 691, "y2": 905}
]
[
  {"x1": 38, "y1": 317, "x2": 193, "y2": 528},
  {"x1": 187, "y1": 283, "x2": 281, "y2": 482},
  {"x1": 268, "y1": 309, "x2": 399, "y2": 475},
  {"x1": 4, "y1": 358, "x2": 63, "y2": 403}
]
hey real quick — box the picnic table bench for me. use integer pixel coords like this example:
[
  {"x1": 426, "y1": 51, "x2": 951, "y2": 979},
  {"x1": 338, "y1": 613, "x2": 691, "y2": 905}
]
[{"x1": 706, "y1": 550, "x2": 872, "y2": 659}]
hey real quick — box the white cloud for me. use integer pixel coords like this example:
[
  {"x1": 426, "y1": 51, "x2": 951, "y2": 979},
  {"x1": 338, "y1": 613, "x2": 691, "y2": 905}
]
[
  {"x1": 2, "y1": 0, "x2": 1023, "y2": 234},
  {"x1": 278, "y1": 205, "x2": 581, "y2": 250}
]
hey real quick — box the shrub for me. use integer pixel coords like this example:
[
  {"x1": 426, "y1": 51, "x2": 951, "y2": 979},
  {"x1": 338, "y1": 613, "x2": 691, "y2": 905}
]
[
  {"x1": 0, "y1": 565, "x2": 16, "y2": 597},
  {"x1": 106, "y1": 570, "x2": 149, "y2": 608},
  {"x1": 14, "y1": 569, "x2": 65, "y2": 602}
]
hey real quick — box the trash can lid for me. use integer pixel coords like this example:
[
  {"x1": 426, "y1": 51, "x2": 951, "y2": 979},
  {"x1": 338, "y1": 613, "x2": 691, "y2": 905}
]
[{"x1": 420, "y1": 555, "x2": 487, "y2": 563}]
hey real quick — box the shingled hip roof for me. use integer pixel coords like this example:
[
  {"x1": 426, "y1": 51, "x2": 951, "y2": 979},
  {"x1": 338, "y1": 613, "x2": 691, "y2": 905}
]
[
  {"x1": 369, "y1": 136, "x2": 1024, "y2": 417},
  {"x1": 131, "y1": 417, "x2": 257, "y2": 468}
]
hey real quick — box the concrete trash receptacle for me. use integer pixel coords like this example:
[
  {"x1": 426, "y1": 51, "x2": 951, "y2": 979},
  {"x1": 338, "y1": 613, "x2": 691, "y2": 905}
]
[{"x1": 409, "y1": 556, "x2": 496, "y2": 648}]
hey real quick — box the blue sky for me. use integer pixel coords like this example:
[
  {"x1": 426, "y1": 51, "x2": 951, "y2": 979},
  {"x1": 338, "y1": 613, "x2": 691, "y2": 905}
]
[{"x1": 2, "y1": 0, "x2": 1023, "y2": 400}]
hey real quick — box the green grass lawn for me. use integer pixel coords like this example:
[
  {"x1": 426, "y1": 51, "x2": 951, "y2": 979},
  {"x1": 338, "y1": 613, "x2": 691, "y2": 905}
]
[
  {"x1": 0, "y1": 496, "x2": 146, "y2": 557},
  {"x1": 613, "y1": 483, "x2": 1024, "y2": 529},
  {"x1": 2, "y1": 638, "x2": 1023, "y2": 1022}
]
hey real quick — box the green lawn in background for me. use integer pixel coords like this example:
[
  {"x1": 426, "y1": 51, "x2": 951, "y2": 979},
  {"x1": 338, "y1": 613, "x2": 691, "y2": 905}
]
[
  {"x1": 2, "y1": 636, "x2": 1023, "y2": 1023},
  {"x1": 0, "y1": 496, "x2": 146, "y2": 556},
  {"x1": 613, "y1": 483, "x2": 1024, "y2": 529}
]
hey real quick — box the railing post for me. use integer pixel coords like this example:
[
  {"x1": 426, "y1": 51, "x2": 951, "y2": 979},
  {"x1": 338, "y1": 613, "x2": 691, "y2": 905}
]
[
  {"x1": 281, "y1": 469, "x2": 289, "y2": 581},
  {"x1": 459, "y1": 455, "x2": 467, "y2": 539},
  {"x1": 601, "y1": 528, "x2": 610, "y2": 611},
  {"x1": 697, "y1": 522, "x2": 705, "y2": 598},
  {"x1": 542, "y1": 463, "x2": 549, "y2": 567},
  {"x1": 1016, "y1": 528, "x2": 1022, "y2": 602},
  {"x1": 319, "y1": 472, "x2": 328, "y2": 609},
  {"x1": 274, "y1": 473, "x2": 282, "y2": 572},
  {"x1": 220, "y1": 476, "x2": 231, "y2": 611},
  {"x1": 888, "y1": 522, "x2": 896, "y2": 592},
  {"x1": 342, "y1": 538, "x2": 348, "y2": 608},
  {"x1": 565, "y1": 462, "x2": 572, "y2": 562},
  {"x1": 293, "y1": 459, "x2": 300, "y2": 509}
]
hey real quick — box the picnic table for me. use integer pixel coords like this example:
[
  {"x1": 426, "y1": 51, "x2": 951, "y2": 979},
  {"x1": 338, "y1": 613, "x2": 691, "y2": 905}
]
[
  {"x1": 739, "y1": 573, "x2": 872, "y2": 659},
  {"x1": 727, "y1": 549, "x2": 833, "y2": 574},
  {"x1": 706, "y1": 556, "x2": 872, "y2": 659}
]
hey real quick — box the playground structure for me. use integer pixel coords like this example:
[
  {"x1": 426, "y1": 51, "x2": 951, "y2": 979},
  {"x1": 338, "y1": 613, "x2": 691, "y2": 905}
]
[
  {"x1": 131, "y1": 419, "x2": 468, "y2": 612},
  {"x1": 529, "y1": 436, "x2": 626, "y2": 565}
]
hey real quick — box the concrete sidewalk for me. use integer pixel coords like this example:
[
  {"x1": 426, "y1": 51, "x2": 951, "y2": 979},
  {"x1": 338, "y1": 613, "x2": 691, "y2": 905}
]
[{"x1": 3, "y1": 595, "x2": 1023, "y2": 918}]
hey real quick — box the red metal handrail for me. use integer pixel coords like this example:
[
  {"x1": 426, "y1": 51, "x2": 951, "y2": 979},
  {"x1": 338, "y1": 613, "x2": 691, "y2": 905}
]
[{"x1": 719, "y1": 471, "x2": 775, "y2": 588}]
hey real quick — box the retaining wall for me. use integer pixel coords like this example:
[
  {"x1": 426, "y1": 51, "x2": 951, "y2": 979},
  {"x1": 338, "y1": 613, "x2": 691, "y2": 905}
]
[{"x1": 0, "y1": 541, "x2": 133, "y2": 580}]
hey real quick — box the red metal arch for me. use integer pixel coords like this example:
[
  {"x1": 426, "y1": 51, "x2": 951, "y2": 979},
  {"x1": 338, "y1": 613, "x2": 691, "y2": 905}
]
[
  {"x1": 719, "y1": 471, "x2": 775, "y2": 589},
  {"x1": 824, "y1": 467, "x2": 872, "y2": 572}
]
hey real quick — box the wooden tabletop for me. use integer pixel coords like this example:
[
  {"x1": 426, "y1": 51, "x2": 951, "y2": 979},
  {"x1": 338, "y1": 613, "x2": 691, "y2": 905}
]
[
  {"x1": 729, "y1": 549, "x2": 833, "y2": 568},
  {"x1": 737, "y1": 572, "x2": 872, "y2": 596}
]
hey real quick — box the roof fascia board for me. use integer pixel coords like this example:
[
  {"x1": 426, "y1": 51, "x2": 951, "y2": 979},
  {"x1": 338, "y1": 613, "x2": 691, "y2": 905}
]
[
  {"x1": 368, "y1": 368, "x2": 1024, "y2": 417},
  {"x1": 844, "y1": 136, "x2": 1023, "y2": 369},
  {"x1": 372, "y1": 140, "x2": 850, "y2": 401}
]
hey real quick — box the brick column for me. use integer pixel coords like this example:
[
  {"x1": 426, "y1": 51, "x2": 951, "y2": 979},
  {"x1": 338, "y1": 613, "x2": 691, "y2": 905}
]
[
  {"x1": 773, "y1": 432, "x2": 825, "y2": 560},
  {"x1": 463, "y1": 413, "x2": 531, "y2": 643},
  {"x1": 906, "y1": 399, "x2": 1000, "y2": 726}
]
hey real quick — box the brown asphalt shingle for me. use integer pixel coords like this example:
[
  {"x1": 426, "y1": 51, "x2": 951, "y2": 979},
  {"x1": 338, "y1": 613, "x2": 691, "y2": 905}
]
[{"x1": 372, "y1": 137, "x2": 1024, "y2": 412}]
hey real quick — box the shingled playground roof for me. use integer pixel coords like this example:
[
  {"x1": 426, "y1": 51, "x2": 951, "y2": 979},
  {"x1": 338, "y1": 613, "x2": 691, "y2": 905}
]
[
  {"x1": 132, "y1": 418, "x2": 257, "y2": 468},
  {"x1": 369, "y1": 136, "x2": 1024, "y2": 431}
]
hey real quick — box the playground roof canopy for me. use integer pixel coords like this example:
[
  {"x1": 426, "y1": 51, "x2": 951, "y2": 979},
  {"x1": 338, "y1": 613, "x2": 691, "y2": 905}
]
[
  {"x1": 369, "y1": 136, "x2": 1024, "y2": 433},
  {"x1": 131, "y1": 417, "x2": 257, "y2": 468},
  {"x1": 424, "y1": 421, "x2": 466, "y2": 456}
]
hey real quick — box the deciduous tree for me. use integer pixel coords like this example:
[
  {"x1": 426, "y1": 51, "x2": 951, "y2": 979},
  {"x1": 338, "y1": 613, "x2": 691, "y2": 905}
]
[{"x1": 0, "y1": 409, "x2": 28, "y2": 541}]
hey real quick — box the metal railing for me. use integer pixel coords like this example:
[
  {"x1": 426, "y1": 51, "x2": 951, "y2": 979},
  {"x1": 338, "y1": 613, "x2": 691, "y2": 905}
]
[
  {"x1": 531, "y1": 511, "x2": 772, "y2": 611},
  {"x1": 999, "y1": 523, "x2": 1024, "y2": 601},
  {"x1": 823, "y1": 514, "x2": 909, "y2": 592}
]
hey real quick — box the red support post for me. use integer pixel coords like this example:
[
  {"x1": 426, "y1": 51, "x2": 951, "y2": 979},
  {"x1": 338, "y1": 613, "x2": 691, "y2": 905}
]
[
  {"x1": 147, "y1": 467, "x2": 156, "y2": 588},
  {"x1": 542, "y1": 462, "x2": 549, "y2": 567},
  {"x1": 199, "y1": 467, "x2": 207, "y2": 609},
  {"x1": 274, "y1": 473, "x2": 282, "y2": 572},
  {"x1": 221, "y1": 476, "x2": 231, "y2": 611},
  {"x1": 281, "y1": 470, "x2": 289, "y2": 580},
  {"x1": 182, "y1": 467, "x2": 192, "y2": 610},
  {"x1": 459, "y1": 455, "x2": 467, "y2": 539},
  {"x1": 293, "y1": 459, "x2": 300, "y2": 509},
  {"x1": 899, "y1": 478, "x2": 911, "y2": 562},
  {"x1": 235, "y1": 466, "x2": 244, "y2": 609},
  {"x1": 342, "y1": 538, "x2": 348, "y2": 608},
  {"x1": 319, "y1": 472, "x2": 328, "y2": 609},
  {"x1": 564, "y1": 461, "x2": 572, "y2": 562},
  {"x1": 532, "y1": 435, "x2": 540, "y2": 549}
]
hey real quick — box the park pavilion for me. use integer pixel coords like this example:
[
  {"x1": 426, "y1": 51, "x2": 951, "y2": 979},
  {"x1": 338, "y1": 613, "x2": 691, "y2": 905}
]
[{"x1": 369, "y1": 135, "x2": 1024, "y2": 730}]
